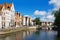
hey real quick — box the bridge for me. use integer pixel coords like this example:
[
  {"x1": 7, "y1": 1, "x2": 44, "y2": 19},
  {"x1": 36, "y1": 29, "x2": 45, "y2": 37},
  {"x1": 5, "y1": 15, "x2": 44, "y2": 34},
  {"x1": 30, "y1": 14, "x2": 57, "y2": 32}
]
[{"x1": 28, "y1": 26, "x2": 55, "y2": 30}]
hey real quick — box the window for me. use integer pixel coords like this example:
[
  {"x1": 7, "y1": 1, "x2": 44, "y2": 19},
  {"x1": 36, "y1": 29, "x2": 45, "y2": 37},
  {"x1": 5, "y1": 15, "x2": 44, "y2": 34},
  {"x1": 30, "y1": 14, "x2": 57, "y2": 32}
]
[
  {"x1": 8, "y1": 6, "x2": 10, "y2": 8},
  {"x1": 7, "y1": 6, "x2": 10, "y2": 10},
  {"x1": 2, "y1": 17, "x2": 5, "y2": 20}
]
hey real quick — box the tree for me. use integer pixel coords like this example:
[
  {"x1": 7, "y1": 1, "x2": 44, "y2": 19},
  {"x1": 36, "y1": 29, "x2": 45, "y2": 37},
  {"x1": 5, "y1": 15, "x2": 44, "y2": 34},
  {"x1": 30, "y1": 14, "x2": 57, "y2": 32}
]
[
  {"x1": 53, "y1": 9, "x2": 60, "y2": 36},
  {"x1": 53, "y1": 10, "x2": 60, "y2": 26},
  {"x1": 34, "y1": 17, "x2": 41, "y2": 25}
]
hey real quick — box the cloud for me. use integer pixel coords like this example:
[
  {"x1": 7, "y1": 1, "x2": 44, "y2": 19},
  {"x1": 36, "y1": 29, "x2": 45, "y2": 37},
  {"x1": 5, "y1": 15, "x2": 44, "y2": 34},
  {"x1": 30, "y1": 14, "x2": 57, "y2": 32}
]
[
  {"x1": 49, "y1": 0, "x2": 60, "y2": 6},
  {"x1": 47, "y1": 15, "x2": 54, "y2": 19},
  {"x1": 24, "y1": 15, "x2": 36, "y2": 20},
  {"x1": 40, "y1": 16, "x2": 47, "y2": 22},
  {"x1": 24, "y1": 15, "x2": 30, "y2": 17},
  {"x1": 40, "y1": 15, "x2": 55, "y2": 22},
  {"x1": 24, "y1": 14, "x2": 55, "y2": 22},
  {"x1": 34, "y1": 10, "x2": 46, "y2": 16},
  {"x1": 49, "y1": 0, "x2": 60, "y2": 10},
  {"x1": 33, "y1": 10, "x2": 55, "y2": 22},
  {"x1": 47, "y1": 15, "x2": 55, "y2": 22}
]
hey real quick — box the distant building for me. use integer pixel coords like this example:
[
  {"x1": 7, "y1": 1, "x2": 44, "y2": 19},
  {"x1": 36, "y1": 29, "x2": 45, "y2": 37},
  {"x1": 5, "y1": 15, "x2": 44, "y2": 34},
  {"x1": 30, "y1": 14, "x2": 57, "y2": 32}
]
[
  {"x1": 0, "y1": 3, "x2": 15, "y2": 28},
  {"x1": 14, "y1": 12, "x2": 22, "y2": 27},
  {"x1": 22, "y1": 16, "x2": 34, "y2": 26},
  {"x1": 0, "y1": 15, "x2": 2, "y2": 28},
  {"x1": 41, "y1": 22, "x2": 53, "y2": 26},
  {"x1": 22, "y1": 16, "x2": 29, "y2": 26},
  {"x1": 29, "y1": 18, "x2": 34, "y2": 26},
  {"x1": 32, "y1": 20, "x2": 36, "y2": 26}
]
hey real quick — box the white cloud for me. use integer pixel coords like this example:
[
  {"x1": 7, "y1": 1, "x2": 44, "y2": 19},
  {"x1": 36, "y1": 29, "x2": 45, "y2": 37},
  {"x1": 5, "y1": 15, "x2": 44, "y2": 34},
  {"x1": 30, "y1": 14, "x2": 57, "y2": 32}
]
[
  {"x1": 34, "y1": 10, "x2": 46, "y2": 16},
  {"x1": 47, "y1": 15, "x2": 54, "y2": 19},
  {"x1": 31, "y1": 17, "x2": 36, "y2": 20},
  {"x1": 47, "y1": 15, "x2": 55, "y2": 22},
  {"x1": 49, "y1": 0, "x2": 60, "y2": 6},
  {"x1": 24, "y1": 15, "x2": 30, "y2": 17},
  {"x1": 40, "y1": 16, "x2": 47, "y2": 22},
  {"x1": 33, "y1": 10, "x2": 55, "y2": 22},
  {"x1": 41, "y1": 19, "x2": 47, "y2": 22},
  {"x1": 24, "y1": 15, "x2": 36, "y2": 20},
  {"x1": 46, "y1": 0, "x2": 60, "y2": 22},
  {"x1": 49, "y1": 0, "x2": 60, "y2": 10},
  {"x1": 40, "y1": 15, "x2": 55, "y2": 22}
]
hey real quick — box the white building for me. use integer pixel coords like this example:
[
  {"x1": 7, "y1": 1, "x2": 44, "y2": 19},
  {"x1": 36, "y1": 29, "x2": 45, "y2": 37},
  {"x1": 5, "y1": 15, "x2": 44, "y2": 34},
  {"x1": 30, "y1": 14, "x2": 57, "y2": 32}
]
[
  {"x1": 0, "y1": 15, "x2": 2, "y2": 28},
  {"x1": 22, "y1": 16, "x2": 35, "y2": 26},
  {"x1": 0, "y1": 3, "x2": 15, "y2": 28},
  {"x1": 41, "y1": 22, "x2": 53, "y2": 26}
]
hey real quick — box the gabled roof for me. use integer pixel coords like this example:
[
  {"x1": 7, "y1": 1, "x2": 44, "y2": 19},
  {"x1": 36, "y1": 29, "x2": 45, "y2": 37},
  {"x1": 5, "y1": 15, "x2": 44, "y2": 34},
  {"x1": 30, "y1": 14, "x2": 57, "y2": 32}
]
[
  {"x1": 4, "y1": 3, "x2": 12, "y2": 9},
  {"x1": 0, "y1": 4, "x2": 3, "y2": 10},
  {"x1": 0, "y1": 3, "x2": 12, "y2": 10}
]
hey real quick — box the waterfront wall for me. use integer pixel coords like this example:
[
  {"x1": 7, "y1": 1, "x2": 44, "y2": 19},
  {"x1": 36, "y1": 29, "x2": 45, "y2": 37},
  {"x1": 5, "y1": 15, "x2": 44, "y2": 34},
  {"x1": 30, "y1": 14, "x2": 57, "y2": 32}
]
[{"x1": 0, "y1": 26, "x2": 36, "y2": 34}]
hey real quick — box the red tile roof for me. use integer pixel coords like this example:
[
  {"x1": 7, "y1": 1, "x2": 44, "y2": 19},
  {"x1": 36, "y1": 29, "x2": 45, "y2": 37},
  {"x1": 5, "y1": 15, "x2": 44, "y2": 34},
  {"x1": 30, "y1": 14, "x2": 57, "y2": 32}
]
[{"x1": 0, "y1": 3, "x2": 12, "y2": 10}]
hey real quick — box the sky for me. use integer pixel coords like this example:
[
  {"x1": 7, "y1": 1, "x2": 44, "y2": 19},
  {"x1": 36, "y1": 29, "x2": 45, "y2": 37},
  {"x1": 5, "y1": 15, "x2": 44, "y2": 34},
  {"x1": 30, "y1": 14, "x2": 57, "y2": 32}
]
[{"x1": 0, "y1": 0, "x2": 60, "y2": 22}]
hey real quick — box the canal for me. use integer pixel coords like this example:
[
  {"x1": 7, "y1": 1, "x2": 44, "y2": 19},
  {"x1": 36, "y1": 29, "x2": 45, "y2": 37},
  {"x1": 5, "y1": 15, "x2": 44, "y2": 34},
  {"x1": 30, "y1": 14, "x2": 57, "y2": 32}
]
[{"x1": 0, "y1": 30, "x2": 60, "y2": 40}]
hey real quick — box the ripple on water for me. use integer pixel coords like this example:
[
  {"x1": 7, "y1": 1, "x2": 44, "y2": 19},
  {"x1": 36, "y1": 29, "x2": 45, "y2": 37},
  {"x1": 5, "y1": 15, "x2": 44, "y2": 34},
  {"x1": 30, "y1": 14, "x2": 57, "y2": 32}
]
[{"x1": 0, "y1": 30, "x2": 58, "y2": 40}]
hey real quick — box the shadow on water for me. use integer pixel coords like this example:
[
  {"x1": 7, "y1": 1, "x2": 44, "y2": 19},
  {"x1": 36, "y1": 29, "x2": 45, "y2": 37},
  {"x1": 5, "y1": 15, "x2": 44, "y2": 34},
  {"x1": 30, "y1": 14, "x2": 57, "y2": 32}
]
[
  {"x1": 35, "y1": 30, "x2": 40, "y2": 36},
  {"x1": 55, "y1": 35, "x2": 60, "y2": 40},
  {"x1": 56, "y1": 26, "x2": 60, "y2": 40},
  {"x1": 56, "y1": 30, "x2": 60, "y2": 40}
]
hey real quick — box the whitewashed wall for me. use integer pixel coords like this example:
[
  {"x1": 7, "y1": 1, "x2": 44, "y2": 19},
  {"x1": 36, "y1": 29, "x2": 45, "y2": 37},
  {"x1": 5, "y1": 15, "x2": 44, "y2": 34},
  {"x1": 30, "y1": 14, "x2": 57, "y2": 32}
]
[
  {"x1": 0, "y1": 16, "x2": 2, "y2": 28},
  {"x1": 23, "y1": 17, "x2": 26, "y2": 26}
]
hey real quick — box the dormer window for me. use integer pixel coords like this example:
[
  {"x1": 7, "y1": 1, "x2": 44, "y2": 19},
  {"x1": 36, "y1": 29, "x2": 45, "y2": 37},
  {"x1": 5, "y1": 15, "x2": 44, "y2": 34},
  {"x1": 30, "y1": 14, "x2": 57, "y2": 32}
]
[
  {"x1": 19, "y1": 13, "x2": 20, "y2": 16},
  {"x1": 7, "y1": 6, "x2": 10, "y2": 9},
  {"x1": 7, "y1": 6, "x2": 10, "y2": 10},
  {"x1": 0, "y1": 7, "x2": 2, "y2": 10},
  {"x1": 8, "y1": 6, "x2": 10, "y2": 8}
]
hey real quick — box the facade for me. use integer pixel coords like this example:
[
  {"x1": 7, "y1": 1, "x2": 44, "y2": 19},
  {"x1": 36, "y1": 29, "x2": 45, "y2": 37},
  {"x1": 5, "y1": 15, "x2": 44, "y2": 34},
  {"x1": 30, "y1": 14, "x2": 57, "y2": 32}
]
[
  {"x1": 32, "y1": 20, "x2": 36, "y2": 26},
  {"x1": 29, "y1": 18, "x2": 35, "y2": 26},
  {"x1": 22, "y1": 16, "x2": 26, "y2": 26},
  {"x1": 0, "y1": 3, "x2": 15, "y2": 28},
  {"x1": 22, "y1": 16, "x2": 29, "y2": 26},
  {"x1": 14, "y1": 12, "x2": 22, "y2": 27},
  {"x1": 0, "y1": 15, "x2": 2, "y2": 28},
  {"x1": 22, "y1": 16, "x2": 34, "y2": 26}
]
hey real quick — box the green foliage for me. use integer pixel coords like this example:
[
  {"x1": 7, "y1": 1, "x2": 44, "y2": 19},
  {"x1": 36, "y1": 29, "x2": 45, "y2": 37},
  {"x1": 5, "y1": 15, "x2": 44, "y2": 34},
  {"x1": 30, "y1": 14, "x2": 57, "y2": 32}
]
[
  {"x1": 53, "y1": 9, "x2": 60, "y2": 36},
  {"x1": 53, "y1": 9, "x2": 60, "y2": 26},
  {"x1": 34, "y1": 17, "x2": 41, "y2": 25}
]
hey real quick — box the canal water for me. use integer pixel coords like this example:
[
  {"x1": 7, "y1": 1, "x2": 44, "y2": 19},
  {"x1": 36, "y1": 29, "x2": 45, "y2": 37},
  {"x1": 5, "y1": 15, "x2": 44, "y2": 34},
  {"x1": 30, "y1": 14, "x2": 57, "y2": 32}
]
[{"x1": 0, "y1": 30, "x2": 59, "y2": 40}]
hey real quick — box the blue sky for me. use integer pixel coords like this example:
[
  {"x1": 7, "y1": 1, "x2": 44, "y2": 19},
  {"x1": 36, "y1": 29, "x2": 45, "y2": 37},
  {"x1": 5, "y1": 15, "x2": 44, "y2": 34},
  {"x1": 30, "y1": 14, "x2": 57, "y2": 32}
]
[{"x1": 0, "y1": 0, "x2": 60, "y2": 22}]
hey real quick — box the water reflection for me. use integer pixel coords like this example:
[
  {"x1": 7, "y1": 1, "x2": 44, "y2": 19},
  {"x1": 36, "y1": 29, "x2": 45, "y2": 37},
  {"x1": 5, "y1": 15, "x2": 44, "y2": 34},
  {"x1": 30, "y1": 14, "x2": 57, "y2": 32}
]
[
  {"x1": 56, "y1": 37, "x2": 60, "y2": 40},
  {"x1": 0, "y1": 30, "x2": 59, "y2": 40}
]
